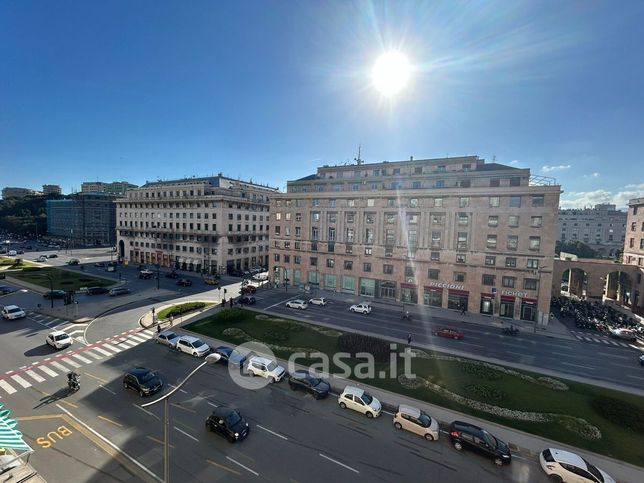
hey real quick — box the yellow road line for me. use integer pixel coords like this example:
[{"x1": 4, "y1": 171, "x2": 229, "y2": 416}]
[
  {"x1": 146, "y1": 436, "x2": 175, "y2": 449},
  {"x1": 206, "y1": 459, "x2": 241, "y2": 476},
  {"x1": 16, "y1": 414, "x2": 64, "y2": 421},
  {"x1": 97, "y1": 415, "x2": 123, "y2": 428},
  {"x1": 83, "y1": 371, "x2": 109, "y2": 384},
  {"x1": 59, "y1": 400, "x2": 79, "y2": 409},
  {"x1": 170, "y1": 402, "x2": 196, "y2": 413}
]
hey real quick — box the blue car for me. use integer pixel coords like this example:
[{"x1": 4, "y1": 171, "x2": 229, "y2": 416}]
[{"x1": 214, "y1": 346, "x2": 247, "y2": 367}]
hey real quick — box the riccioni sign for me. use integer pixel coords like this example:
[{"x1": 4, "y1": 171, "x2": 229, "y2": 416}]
[{"x1": 428, "y1": 281, "x2": 465, "y2": 290}]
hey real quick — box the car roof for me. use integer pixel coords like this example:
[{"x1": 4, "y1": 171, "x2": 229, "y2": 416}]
[
  {"x1": 398, "y1": 405, "x2": 421, "y2": 418},
  {"x1": 49, "y1": 330, "x2": 69, "y2": 337},
  {"x1": 342, "y1": 385, "x2": 365, "y2": 397},
  {"x1": 548, "y1": 448, "x2": 587, "y2": 468},
  {"x1": 212, "y1": 406, "x2": 237, "y2": 418},
  {"x1": 292, "y1": 299, "x2": 306, "y2": 303},
  {"x1": 452, "y1": 420, "x2": 483, "y2": 432},
  {"x1": 249, "y1": 355, "x2": 273, "y2": 364},
  {"x1": 128, "y1": 367, "x2": 154, "y2": 376},
  {"x1": 216, "y1": 346, "x2": 233, "y2": 353},
  {"x1": 159, "y1": 330, "x2": 177, "y2": 337},
  {"x1": 4, "y1": 305, "x2": 20, "y2": 310},
  {"x1": 177, "y1": 335, "x2": 200, "y2": 343}
]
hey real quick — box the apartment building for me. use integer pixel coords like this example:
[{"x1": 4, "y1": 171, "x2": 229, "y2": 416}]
[
  {"x1": 81, "y1": 181, "x2": 138, "y2": 196},
  {"x1": 1, "y1": 187, "x2": 41, "y2": 199},
  {"x1": 623, "y1": 197, "x2": 644, "y2": 313},
  {"x1": 270, "y1": 156, "x2": 560, "y2": 324},
  {"x1": 42, "y1": 184, "x2": 62, "y2": 195},
  {"x1": 558, "y1": 203, "x2": 626, "y2": 256},
  {"x1": 115, "y1": 176, "x2": 278, "y2": 274}
]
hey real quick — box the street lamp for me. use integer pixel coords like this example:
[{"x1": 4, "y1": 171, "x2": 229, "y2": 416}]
[
  {"x1": 45, "y1": 273, "x2": 55, "y2": 309},
  {"x1": 156, "y1": 264, "x2": 160, "y2": 290},
  {"x1": 141, "y1": 353, "x2": 220, "y2": 483}
]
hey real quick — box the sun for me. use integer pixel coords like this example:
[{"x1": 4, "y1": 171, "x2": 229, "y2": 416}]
[{"x1": 371, "y1": 51, "x2": 411, "y2": 96}]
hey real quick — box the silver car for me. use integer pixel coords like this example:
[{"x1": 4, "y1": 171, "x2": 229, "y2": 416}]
[
  {"x1": 285, "y1": 299, "x2": 308, "y2": 310},
  {"x1": 155, "y1": 330, "x2": 179, "y2": 348}
]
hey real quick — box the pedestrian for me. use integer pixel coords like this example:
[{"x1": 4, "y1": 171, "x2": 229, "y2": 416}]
[
  {"x1": 157, "y1": 323, "x2": 161, "y2": 333},
  {"x1": 230, "y1": 298, "x2": 233, "y2": 308},
  {"x1": 460, "y1": 306, "x2": 466, "y2": 316},
  {"x1": 169, "y1": 314, "x2": 174, "y2": 326},
  {"x1": 407, "y1": 333, "x2": 412, "y2": 345}
]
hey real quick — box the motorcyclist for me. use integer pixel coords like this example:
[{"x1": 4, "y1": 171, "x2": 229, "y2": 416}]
[{"x1": 67, "y1": 371, "x2": 80, "y2": 389}]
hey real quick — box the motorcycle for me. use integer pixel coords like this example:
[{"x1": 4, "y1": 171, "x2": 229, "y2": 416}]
[
  {"x1": 501, "y1": 327, "x2": 519, "y2": 336},
  {"x1": 67, "y1": 372, "x2": 80, "y2": 391}
]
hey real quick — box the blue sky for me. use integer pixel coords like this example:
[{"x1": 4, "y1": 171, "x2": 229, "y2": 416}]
[{"x1": 1, "y1": 0, "x2": 643, "y2": 208}]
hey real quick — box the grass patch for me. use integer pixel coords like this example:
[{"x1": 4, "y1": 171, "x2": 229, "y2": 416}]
[
  {"x1": 8, "y1": 266, "x2": 113, "y2": 291},
  {"x1": 157, "y1": 302, "x2": 213, "y2": 320},
  {"x1": 187, "y1": 308, "x2": 644, "y2": 467}
]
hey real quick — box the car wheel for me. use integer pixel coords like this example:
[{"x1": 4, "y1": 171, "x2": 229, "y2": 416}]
[
  {"x1": 453, "y1": 335, "x2": 458, "y2": 340},
  {"x1": 366, "y1": 411, "x2": 374, "y2": 419},
  {"x1": 493, "y1": 457, "x2": 503, "y2": 466},
  {"x1": 394, "y1": 422, "x2": 402, "y2": 430},
  {"x1": 269, "y1": 377, "x2": 276, "y2": 384},
  {"x1": 548, "y1": 476, "x2": 563, "y2": 483},
  {"x1": 139, "y1": 390, "x2": 145, "y2": 397},
  {"x1": 289, "y1": 383, "x2": 297, "y2": 391},
  {"x1": 227, "y1": 435, "x2": 236, "y2": 443},
  {"x1": 350, "y1": 308, "x2": 355, "y2": 312},
  {"x1": 453, "y1": 441, "x2": 463, "y2": 451},
  {"x1": 123, "y1": 382, "x2": 128, "y2": 389},
  {"x1": 155, "y1": 339, "x2": 160, "y2": 344},
  {"x1": 193, "y1": 352, "x2": 199, "y2": 357},
  {"x1": 205, "y1": 421, "x2": 210, "y2": 431},
  {"x1": 312, "y1": 392, "x2": 320, "y2": 400},
  {"x1": 424, "y1": 433, "x2": 434, "y2": 441},
  {"x1": 247, "y1": 370, "x2": 255, "y2": 377},
  {"x1": 339, "y1": 402, "x2": 347, "y2": 409}
]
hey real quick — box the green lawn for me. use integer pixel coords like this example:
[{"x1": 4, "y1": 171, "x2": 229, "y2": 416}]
[
  {"x1": 157, "y1": 302, "x2": 214, "y2": 320},
  {"x1": 187, "y1": 308, "x2": 644, "y2": 467},
  {"x1": 8, "y1": 266, "x2": 114, "y2": 291}
]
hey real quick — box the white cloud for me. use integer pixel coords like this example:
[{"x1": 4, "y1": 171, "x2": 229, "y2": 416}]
[
  {"x1": 560, "y1": 186, "x2": 644, "y2": 209},
  {"x1": 541, "y1": 164, "x2": 571, "y2": 172},
  {"x1": 583, "y1": 172, "x2": 599, "y2": 178}
]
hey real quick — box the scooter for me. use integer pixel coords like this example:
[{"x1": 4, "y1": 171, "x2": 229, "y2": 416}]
[
  {"x1": 501, "y1": 327, "x2": 519, "y2": 336},
  {"x1": 67, "y1": 372, "x2": 80, "y2": 392}
]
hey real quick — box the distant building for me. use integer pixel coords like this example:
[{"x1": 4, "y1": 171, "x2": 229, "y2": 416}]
[
  {"x1": 558, "y1": 203, "x2": 626, "y2": 257},
  {"x1": 42, "y1": 184, "x2": 62, "y2": 196},
  {"x1": 2, "y1": 187, "x2": 41, "y2": 199},
  {"x1": 81, "y1": 181, "x2": 138, "y2": 196},
  {"x1": 46, "y1": 193, "x2": 117, "y2": 247},
  {"x1": 621, "y1": 197, "x2": 644, "y2": 315}
]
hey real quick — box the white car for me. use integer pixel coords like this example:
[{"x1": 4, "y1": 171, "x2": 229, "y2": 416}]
[
  {"x1": 309, "y1": 297, "x2": 327, "y2": 306},
  {"x1": 539, "y1": 448, "x2": 615, "y2": 483},
  {"x1": 7, "y1": 250, "x2": 17, "y2": 256},
  {"x1": 609, "y1": 328, "x2": 637, "y2": 342},
  {"x1": 2, "y1": 305, "x2": 26, "y2": 320},
  {"x1": 253, "y1": 272, "x2": 269, "y2": 281},
  {"x1": 285, "y1": 299, "x2": 308, "y2": 310},
  {"x1": 175, "y1": 335, "x2": 210, "y2": 357},
  {"x1": 338, "y1": 386, "x2": 381, "y2": 418},
  {"x1": 46, "y1": 330, "x2": 73, "y2": 349},
  {"x1": 349, "y1": 303, "x2": 371, "y2": 314},
  {"x1": 35, "y1": 256, "x2": 48, "y2": 262},
  {"x1": 245, "y1": 356, "x2": 286, "y2": 383},
  {"x1": 393, "y1": 405, "x2": 439, "y2": 441}
]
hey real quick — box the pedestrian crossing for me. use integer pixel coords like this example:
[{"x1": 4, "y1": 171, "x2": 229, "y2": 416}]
[
  {"x1": 570, "y1": 330, "x2": 642, "y2": 349},
  {"x1": 27, "y1": 312, "x2": 87, "y2": 341},
  {"x1": 0, "y1": 328, "x2": 157, "y2": 396}
]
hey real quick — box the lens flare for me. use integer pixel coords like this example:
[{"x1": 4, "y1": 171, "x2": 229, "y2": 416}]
[{"x1": 371, "y1": 51, "x2": 411, "y2": 96}]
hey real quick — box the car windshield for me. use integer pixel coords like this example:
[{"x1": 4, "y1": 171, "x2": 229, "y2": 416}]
[
  {"x1": 266, "y1": 361, "x2": 277, "y2": 371},
  {"x1": 192, "y1": 339, "x2": 205, "y2": 347},
  {"x1": 225, "y1": 411, "x2": 241, "y2": 427},
  {"x1": 8, "y1": 308, "x2": 21, "y2": 313},
  {"x1": 582, "y1": 459, "x2": 604, "y2": 482},
  {"x1": 418, "y1": 413, "x2": 432, "y2": 427},
  {"x1": 141, "y1": 371, "x2": 157, "y2": 383},
  {"x1": 362, "y1": 393, "x2": 373, "y2": 404},
  {"x1": 55, "y1": 334, "x2": 68, "y2": 341},
  {"x1": 482, "y1": 431, "x2": 497, "y2": 448},
  {"x1": 309, "y1": 376, "x2": 321, "y2": 386},
  {"x1": 230, "y1": 350, "x2": 242, "y2": 359}
]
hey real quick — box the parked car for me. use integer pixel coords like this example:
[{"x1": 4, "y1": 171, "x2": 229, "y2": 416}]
[
  {"x1": 205, "y1": 407, "x2": 249, "y2": 443},
  {"x1": 204, "y1": 277, "x2": 219, "y2": 286},
  {"x1": 285, "y1": 299, "x2": 308, "y2": 310},
  {"x1": 539, "y1": 448, "x2": 615, "y2": 483},
  {"x1": 433, "y1": 327, "x2": 464, "y2": 340},
  {"x1": 43, "y1": 290, "x2": 66, "y2": 299},
  {"x1": 252, "y1": 272, "x2": 269, "y2": 281},
  {"x1": 308, "y1": 297, "x2": 327, "y2": 306},
  {"x1": 175, "y1": 335, "x2": 210, "y2": 357},
  {"x1": 7, "y1": 250, "x2": 17, "y2": 256},
  {"x1": 227, "y1": 269, "x2": 244, "y2": 277},
  {"x1": 237, "y1": 295, "x2": 256, "y2": 305},
  {"x1": 68, "y1": 258, "x2": 80, "y2": 265},
  {"x1": 16, "y1": 250, "x2": 24, "y2": 255},
  {"x1": 245, "y1": 355, "x2": 286, "y2": 383},
  {"x1": 338, "y1": 386, "x2": 381, "y2": 418},
  {"x1": 35, "y1": 256, "x2": 48, "y2": 262},
  {"x1": 86, "y1": 286, "x2": 109, "y2": 295},
  {"x1": 288, "y1": 370, "x2": 330, "y2": 399},
  {"x1": 122, "y1": 368, "x2": 163, "y2": 397},
  {"x1": 448, "y1": 421, "x2": 511, "y2": 466},
  {"x1": 94, "y1": 262, "x2": 106, "y2": 268},
  {"x1": 48, "y1": 254, "x2": 58, "y2": 258},
  {"x1": 640, "y1": 354, "x2": 644, "y2": 366},
  {"x1": 213, "y1": 346, "x2": 247, "y2": 367},
  {"x1": 46, "y1": 330, "x2": 72, "y2": 349},
  {"x1": 139, "y1": 270, "x2": 155, "y2": 280},
  {"x1": 609, "y1": 328, "x2": 637, "y2": 342},
  {"x1": 108, "y1": 287, "x2": 131, "y2": 296},
  {"x1": 241, "y1": 285, "x2": 256, "y2": 294},
  {"x1": 349, "y1": 303, "x2": 371, "y2": 314},
  {"x1": 0, "y1": 285, "x2": 16, "y2": 295},
  {"x1": 155, "y1": 330, "x2": 179, "y2": 348},
  {"x1": 164, "y1": 271, "x2": 180, "y2": 279},
  {"x1": 393, "y1": 405, "x2": 439, "y2": 441},
  {"x1": 176, "y1": 278, "x2": 192, "y2": 287},
  {"x1": 2, "y1": 305, "x2": 26, "y2": 320}
]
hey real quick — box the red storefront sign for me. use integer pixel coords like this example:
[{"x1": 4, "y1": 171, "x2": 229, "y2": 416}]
[
  {"x1": 449, "y1": 289, "x2": 469, "y2": 296},
  {"x1": 401, "y1": 283, "x2": 418, "y2": 289},
  {"x1": 480, "y1": 292, "x2": 495, "y2": 298},
  {"x1": 522, "y1": 298, "x2": 538, "y2": 304},
  {"x1": 500, "y1": 295, "x2": 515, "y2": 302}
]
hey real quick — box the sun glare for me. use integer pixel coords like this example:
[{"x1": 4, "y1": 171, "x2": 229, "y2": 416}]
[{"x1": 371, "y1": 51, "x2": 411, "y2": 96}]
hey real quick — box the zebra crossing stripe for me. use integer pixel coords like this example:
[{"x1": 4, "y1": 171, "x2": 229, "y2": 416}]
[
  {"x1": 601, "y1": 340, "x2": 610, "y2": 344},
  {"x1": 67, "y1": 329, "x2": 85, "y2": 336},
  {"x1": 25, "y1": 370, "x2": 45, "y2": 383},
  {"x1": 38, "y1": 365, "x2": 58, "y2": 377},
  {"x1": 629, "y1": 344, "x2": 639, "y2": 349},
  {"x1": 583, "y1": 337, "x2": 593, "y2": 342},
  {"x1": 0, "y1": 380, "x2": 17, "y2": 394},
  {"x1": 50, "y1": 361, "x2": 71, "y2": 373},
  {"x1": 71, "y1": 354, "x2": 93, "y2": 364},
  {"x1": 11, "y1": 374, "x2": 31, "y2": 388},
  {"x1": 61, "y1": 357, "x2": 81, "y2": 368},
  {"x1": 84, "y1": 350, "x2": 103, "y2": 360},
  {"x1": 114, "y1": 339, "x2": 137, "y2": 348},
  {"x1": 90, "y1": 346, "x2": 113, "y2": 357},
  {"x1": 128, "y1": 335, "x2": 147, "y2": 344},
  {"x1": 609, "y1": 341, "x2": 619, "y2": 346},
  {"x1": 101, "y1": 343, "x2": 122, "y2": 353},
  {"x1": 45, "y1": 318, "x2": 62, "y2": 326}
]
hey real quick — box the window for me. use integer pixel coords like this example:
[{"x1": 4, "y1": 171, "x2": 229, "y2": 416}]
[
  {"x1": 509, "y1": 196, "x2": 521, "y2": 207},
  {"x1": 274, "y1": 253, "x2": 280, "y2": 262},
  {"x1": 531, "y1": 195, "x2": 545, "y2": 207},
  {"x1": 326, "y1": 259, "x2": 335, "y2": 268},
  {"x1": 458, "y1": 213, "x2": 468, "y2": 226},
  {"x1": 275, "y1": 212, "x2": 282, "y2": 221},
  {"x1": 363, "y1": 262, "x2": 372, "y2": 272},
  {"x1": 364, "y1": 247, "x2": 372, "y2": 255},
  {"x1": 431, "y1": 231, "x2": 441, "y2": 248},
  {"x1": 482, "y1": 274, "x2": 495, "y2": 286},
  {"x1": 383, "y1": 264, "x2": 393, "y2": 274},
  {"x1": 407, "y1": 230, "x2": 417, "y2": 247},
  {"x1": 310, "y1": 257, "x2": 318, "y2": 266},
  {"x1": 488, "y1": 216, "x2": 498, "y2": 227},
  {"x1": 328, "y1": 227, "x2": 336, "y2": 241},
  {"x1": 295, "y1": 213, "x2": 302, "y2": 222},
  {"x1": 459, "y1": 197, "x2": 469, "y2": 208},
  {"x1": 346, "y1": 227, "x2": 355, "y2": 242},
  {"x1": 485, "y1": 255, "x2": 496, "y2": 266},
  {"x1": 365, "y1": 228, "x2": 374, "y2": 244},
  {"x1": 311, "y1": 227, "x2": 319, "y2": 240},
  {"x1": 347, "y1": 199, "x2": 355, "y2": 207},
  {"x1": 489, "y1": 178, "x2": 500, "y2": 187},
  {"x1": 524, "y1": 278, "x2": 538, "y2": 290},
  {"x1": 486, "y1": 235, "x2": 497, "y2": 249},
  {"x1": 456, "y1": 253, "x2": 466, "y2": 264},
  {"x1": 328, "y1": 199, "x2": 336, "y2": 207},
  {"x1": 454, "y1": 272, "x2": 466, "y2": 282},
  {"x1": 311, "y1": 212, "x2": 320, "y2": 222},
  {"x1": 367, "y1": 198, "x2": 375, "y2": 207},
  {"x1": 507, "y1": 235, "x2": 518, "y2": 250},
  {"x1": 408, "y1": 213, "x2": 419, "y2": 224},
  {"x1": 460, "y1": 180, "x2": 471, "y2": 188},
  {"x1": 434, "y1": 197, "x2": 443, "y2": 207},
  {"x1": 385, "y1": 213, "x2": 396, "y2": 224},
  {"x1": 529, "y1": 236, "x2": 541, "y2": 251},
  {"x1": 509, "y1": 177, "x2": 520, "y2": 186},
  {"x1": 428, "y1": 269, "x2": 439, "y2": 279},
  {"x1": 457, "y1": 232, "x2": 468, "y2": 251},
  {"x1": 344, "y1": 260, "x2": 353, "y2": 270},
  {"x1": 502, "y1": 276, "x2": 516, "y2": 288},
  {"x1": 327, "y1": 242, "x2": 335, "y2": 252},
  {"x1": 295, "y1": 226, "x2": 301, "y2": 237},
  {"x1": 385, "y1": 229, "x2": 396, "y2": 245},
  {"x1": 365, "y1": 213, "x2": 375, "y2": 224},
  {"x1": 327, "y1": 212, "x2": 337, "y2": 223},
  {"x1": 531, "y1": 216, "x2": 543, "y2": 228},
  {"x1": 346, "y1": 212, "x2": 355, "y2": 223},
  {"x1": 285, "y1": 212, "x2": 291, "y2": 221},
  {"x1": 294, "y1": 255, "x2": 301, "y2": 264},
  {"x1": 508, "y1": 215, "x2": 520, "y2": 227},
  {"x1": 345, "y1": 244, "x2": 353, "y2": 254},
  {"x1": 405, "y1": 266, "x2": 415, "y2": 277},
  {"x1": 432, "y1": 214, "x2": 444, "y2": 225},
  {"x1": 505, "y1": 257, "x2": 517, "y2": 268},
  {"x1": 387, "y1": 198, "x2": 396, "y2": 207},
  {"x1": 409, "y1": 198, "x2": 418, "y2": 208},
  {"x1": 488, "y1": 196, "x2": 500, "y2": 208},
  {"x1": 430, "y1": 251, "x2": 440, "y2": 261}
]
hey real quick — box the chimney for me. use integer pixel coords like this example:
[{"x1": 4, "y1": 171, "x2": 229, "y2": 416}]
[{"x1": 410, "y1": 156, "x2": 413, "y2": 161}]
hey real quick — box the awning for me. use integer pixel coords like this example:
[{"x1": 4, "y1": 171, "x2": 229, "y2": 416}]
[
  {"x1": 400, "y1": 283, "x2": 418, "y2": 289},
  {"x1": 480, "y1": 293, "x2": 495, "y2": 298},
  {"x1": 0, "y1": 403, "x2": 32, "y2": 452},
  {"x1": 448, "y1": 289, "x2": 469, "y2": 296},
  {"x1": 522, "y1": 298, "x2": 538, "y2": 304},
  {"x1": 500, "y1": 295, "x2": 515, "y2": 302}
]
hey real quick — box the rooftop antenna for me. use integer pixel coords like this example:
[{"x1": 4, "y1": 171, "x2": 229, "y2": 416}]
[{"x1": 354, "y1": 144, "x2": 363, "y2": 165}]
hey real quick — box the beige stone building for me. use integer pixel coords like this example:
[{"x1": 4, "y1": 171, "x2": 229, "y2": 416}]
[
  {"x1": 81, "y1": 180, "x2": 138, "y2": 196},
  {"x1": 623, "y1": 197, "x2": 644, "y2": 314},
  {"x1": 269, "y1": 156, "x2": 561, "y2": 324},
  {"x1": 116, "y1": 176, "x2": 278, "y2": 274}
]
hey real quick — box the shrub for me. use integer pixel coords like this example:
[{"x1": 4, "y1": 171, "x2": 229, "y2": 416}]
[
  {"x1": 160, "y1": 302, "x2": 208, "y2": 320},
  {"x1": 337, "y1": 333, "x2": 390, "y2": 362},
  {"x1": 460, "y1": 363, "x2": 503, "y2": 381},
  {"x1": 464, "y1": 384, "x2": 507, "y2": 404},
  {"x1": 214, "y1": 308, "x2": 247, "y2": 324},
  {"x1": 590, "y1": 396, "x2": 644, "y2": 434},
  {"x1": 263, "y1": 330, "x2": 289, "y2": 343}
]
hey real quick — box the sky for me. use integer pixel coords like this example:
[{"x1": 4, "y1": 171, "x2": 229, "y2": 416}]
[{"x1": 1, "y1": 0, "x2": 643, "y2": 208}]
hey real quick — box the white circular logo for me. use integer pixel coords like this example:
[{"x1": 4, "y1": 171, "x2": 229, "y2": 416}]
[{"x1": 227, "y1": 341, "x2": 279, "y2": 390}]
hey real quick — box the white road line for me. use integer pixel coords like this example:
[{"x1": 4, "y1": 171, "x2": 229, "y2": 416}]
[
  {"x1": 50, "y1": 361, "x2": 71, "y2": 373},
  {"x1": 71, "y1": 353, "x2": 93, "y2": 364},
  {"x1": 67, "y1": 329, "x2": 85, "y2": 336},
  {"x1": 25, "y1": 370, "x2": 45, "y2": 383},
  {"x1": 226, "y1": 456, "x2": 259, "y2": 477},
  {"x1": 0, "y1": 380, "x2": 17, "y2": 394},
  {"x1": 99, "y1": 384, "x2": 116, "y2": 395},
  {"x1": 45, "y1": 318, "x2": 62, "y2": 326},
  {"x1": 174, "y1": 426, "x2": 199, "y2": 442},
  {"x1": 609, "y1": 341, "x2": 620, "y2": 346},
  {"x1": 560, "y1": 361, "x2": 595, "y2": 370},
  {"x1": 626, "y1": 375, "x2": 644, "y2": 381},
  {"x1": 629, "y1": 344, "x2": 640, "y2": 349},
  {"x1": 84, "y1": 350, "x2": 103, "y2": 360},
  {"x1": 61, "y1": 357, "x2": 81, "y2": 368},
  {"x1": 101, "y1": 343, "x2": 123, "y2": 353},
  {"x1": 114, "y1": 339, "x2": 137, "y2": 348},
  {"x1": 11, "y1": 374, "x2": 31, "y2": 388},
  {"x1": 38, "y1": 365, "x2": 58, "y2": 377},
  {"x1": 128, "y1": 335, "x2": 148, "y2": 343},
  {"x1": 601, "y1": 339, "x2": 610, "y2": 345},
  {"x1": 207, "y1": 402, "x2": 218, "y2": 408},
  {"x1": 596, "y1": 352, "x2": 631, "y2": 359},
  {"x1": 256, "y1": 425, "x2": 288, "y2": 440},
  {"x1": 133, "y1": 404, "x2": 160, "y2": 421},
  {"x1": 319, "y1": 453, "x2": 359, "y2": 474},
  {"x1": 90, "y1": 346, "x2": 113, "y2": 357}
]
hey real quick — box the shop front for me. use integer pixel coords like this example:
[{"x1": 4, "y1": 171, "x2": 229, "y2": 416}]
[
  {"x1": 480, "y1": 292, "x2": 495, "y2": 315},
  {"x1": 360, "y1": 278, "x2": 376, "y2": 297},
  {"x1": 401, "y1": 283, "x2": 418, "y2": 304},
  {"x1": 447, "y1": 289, "x2": 469, "y2": 311},
  {"x1": 499, "y1": 295, "x2": 515, "y2": 318},
  {"x1": 423, "y1": 287, "x2": 443, "y2": 307},
  {"x1": 379, "y1": 281, "x2": 396, "y2": 300},
  {"x1": 521, "y1": 298, "x2": 538, "y2": 322}
]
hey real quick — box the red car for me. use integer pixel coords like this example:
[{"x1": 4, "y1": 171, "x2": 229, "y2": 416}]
[
  {"x1": 241, "y1": 285, "x2": 256, "y2": 294},
  {"x1": 432, "y1": 327, "x2": 464, "y2": 340}
]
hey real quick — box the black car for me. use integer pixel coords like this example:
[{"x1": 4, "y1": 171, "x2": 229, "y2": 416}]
[
  {"x1": 164, "y1": 271, "x2": 180, "y2": 279},
  {"x1": 448, "y1": 421, "x2": 511, "y2": 466},
  {"x1": 205, "y1": 407, "x2": 249, "y2": 443},
  {"x1": 214, "y1": 346, "x2": 247, "y2": 367},
  {"x1": 287, "y1": 370, "x2": 330, "y2": 399},
  {"x1": 48, "y1": 254, "x2": 58, "y2": 258},
  {"x1": 227, "y1": 269, "x2": 244, "y2": 277},
  {"x1": 123, "y1": 368, "x2": 163, "y2": 397},
  {"x1": 16, "y1": 250, "x2": 24, "y2": 254},
  {"x1": 94, "y1": 262, "x2": 106, "y2": 268},
  {"x1": 237, "y1": 296, "x2": 256, "y2": 305},
  {"x1": 176, "y1": 279, "x2": 192, "y2": 287},
  {"x1": 43, "y1": 290, "x2": 66, "y2": 299},
  {"x1": 0, "y1": 285, "x2": 15, "y2": 295},
  {"x1": 86, "y1": 286, "x2": 109, "y2": 295}
]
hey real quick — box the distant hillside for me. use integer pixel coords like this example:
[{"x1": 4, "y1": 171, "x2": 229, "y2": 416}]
[{"x1": 0, "y1": 194, "x2": 68, "y2": 237}]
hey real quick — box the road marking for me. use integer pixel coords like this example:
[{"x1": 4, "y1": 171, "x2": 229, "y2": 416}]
[
  {"x1": 45, "y1": 318, "x2": 62, "y2": 326},
  {"x1": 319, "y1": 453, "x2": 359, "y2": 474},
  {"x1": 626, "y1": 375, "x2": 644, "y2": 381},
  {"x1": 170, "y1": 402, "x2": 196, "y2": 413},
  {"x1": 115, "y1": 339, "x2": 137, "y2": 348},
  {"x1": 0, "y1": 380, "x2": 16, "y2": 394},
  {"x1": 226, "y1": 456, "x2": 259, "y2": 477},
  {"x1": 83, "y1": 371, "x2": 109, "y2": 384},
  {"x1": 98, "y1": 415, "x2": 124, "y2": 427},
  {"x1": 11, "y1": 374, "x2": 31, "y2": 388},
  {"x1": 99, "y1": 385, "x2": 116, "y2": 395},
  {"x1": 101, "y1": 343, "x2": 123, "y2": 353},
  {"x1": 67, "y1": 329, "x2": 85, "y2": 336},
  {"x1": 84, "y1": 350, "x2": 104, "y2": 360},
  {"x1": 560, "y1": 361, "x2": 595, "y2": 370},
  {"x1": 133, "y1": 404, "x2": 161, "y2": 421},
  {"x1": 71, "y1": 353, "x2": 93, "y2": 364},
  {"x1": 257, "y1": 425, "x2": 288, "y2": 440},
  {"x1": 50, "y1": 360, "x2": 71, "y2": 373},
  {"x1": 174, "y1": 426, "x2": 199, "y2": 442},
  {"x1": 61, "y1": 357, "x2": 81, "y2": 368},
  {"x1": 128, "y1": 335, "x2": 148, "y2": 343},
  {"x1": 38, "y1": 365, "x2": 58, "y2": 377},
  {"x1": 629, "y1": 344, "x2": 640, "y2": 349},
  {"x1": 601, "y1": 339, "x2": 610, "y2": 345},
  {"x1": 90, "y1": 346, "x2": 113, "y2": 357},
  {"x1": 206, "y1": 459, "x2": 240, "y2": 476},
  {"x1": 25, "y1": 369, "x2": 46, "y2": 383},
  {"x1": 207, "y1": 402, "x2": 218, "y2": 408},
  {"x1": 147, "y1": 436, "x2": 175, "y2": 449}
]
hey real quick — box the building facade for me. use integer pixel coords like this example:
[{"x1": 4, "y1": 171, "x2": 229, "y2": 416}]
[
  {"x1": 42, "y1": 184, "x2": 62, "y2": 196},
  {"x1": 1, "y1": 187, "x2": 41, "y2": 199},
  {"x1": 81, "y1": 181, "x2": 138, "y2": 196},
  {"x1": 623, "y1": 197, "x2": 644, "y2": 314},
  {"x1": 115, "y1": 176, "x2": 277, "y2": 274},
  {"x1": 46, "y1": 193, "x2": 117, "y2": 246},
  {"x1": 558, "y1": 203, "x2": 626, "y2": 256},
  {"x1": 270, "y1": 156, "x2": 560, "y2": 324}
]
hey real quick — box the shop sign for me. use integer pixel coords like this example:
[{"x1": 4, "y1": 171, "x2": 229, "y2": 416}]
[
  {"x1": 501, "y1": 290, "x2": 527, "y2": 297},
  {"x1": 429, "y1": 281, "x2": 464, "y2": 290}
]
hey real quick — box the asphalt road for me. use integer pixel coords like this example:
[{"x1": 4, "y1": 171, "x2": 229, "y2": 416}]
[{"x1": 5, "y1": 337, "x2": 552, "y2": 483}]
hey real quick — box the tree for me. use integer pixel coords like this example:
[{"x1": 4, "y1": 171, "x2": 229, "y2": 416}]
[{"x1": 555, "y1": 240, "x2": 599, "y2": 259}]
